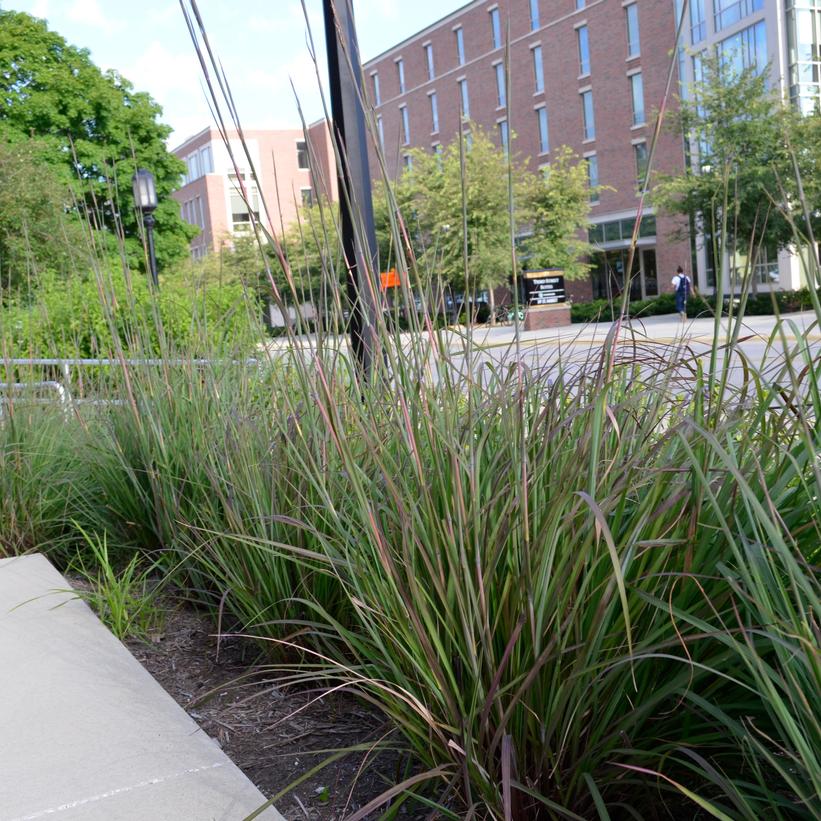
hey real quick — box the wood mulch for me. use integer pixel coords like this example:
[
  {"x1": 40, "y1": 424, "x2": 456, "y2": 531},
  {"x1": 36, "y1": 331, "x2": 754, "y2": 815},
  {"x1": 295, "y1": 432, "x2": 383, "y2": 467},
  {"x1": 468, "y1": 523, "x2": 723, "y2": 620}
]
[{"x1": 124, "y1": 601, "x2": 419, "y2": 820}]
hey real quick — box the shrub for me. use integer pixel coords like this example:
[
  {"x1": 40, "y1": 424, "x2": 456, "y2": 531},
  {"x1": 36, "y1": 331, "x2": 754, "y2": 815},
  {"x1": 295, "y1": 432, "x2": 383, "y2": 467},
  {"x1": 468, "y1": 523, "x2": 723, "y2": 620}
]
[
  {"x1": 571, "y1": 288, "x2": 819, "y2": 323},
  {"x1": 1, "y1": 269, "x2": 260, "y2": 358}
]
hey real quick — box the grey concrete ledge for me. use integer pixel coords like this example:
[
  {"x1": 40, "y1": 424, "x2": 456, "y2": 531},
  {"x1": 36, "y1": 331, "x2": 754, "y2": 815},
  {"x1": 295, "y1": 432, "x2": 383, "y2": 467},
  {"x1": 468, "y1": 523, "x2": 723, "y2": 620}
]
[{"x1": 0, "y1": 554, "x2": 282, "y2": 821}]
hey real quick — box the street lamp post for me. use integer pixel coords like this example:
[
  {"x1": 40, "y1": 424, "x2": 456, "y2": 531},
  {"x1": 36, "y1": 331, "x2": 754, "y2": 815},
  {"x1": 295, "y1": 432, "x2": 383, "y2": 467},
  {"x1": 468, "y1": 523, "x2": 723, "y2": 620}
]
[
  {"x1": 132, "y1": 168, "x2": 159, "y2": 289},
  {"x1": 322, "y1": 0, "x2": 378, "y2": 378}
]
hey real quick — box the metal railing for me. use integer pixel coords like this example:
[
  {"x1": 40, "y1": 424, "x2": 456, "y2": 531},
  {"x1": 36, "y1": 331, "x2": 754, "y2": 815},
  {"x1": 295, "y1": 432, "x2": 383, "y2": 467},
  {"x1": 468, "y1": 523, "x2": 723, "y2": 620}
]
[{"x1": 0, "y1": 357, "x2": 260, "y2": 416}]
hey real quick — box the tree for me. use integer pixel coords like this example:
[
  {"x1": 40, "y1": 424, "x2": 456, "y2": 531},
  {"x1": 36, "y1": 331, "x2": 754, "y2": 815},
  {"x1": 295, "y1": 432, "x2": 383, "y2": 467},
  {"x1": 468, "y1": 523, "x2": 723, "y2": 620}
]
[
  {"x1": 278, "y1": 126, "x2": 592, "y2": 322},
  {"x1": 382, "y1": 125, "x2": 592, "y2": 318},
  {"x1": 653, "y1": 53, "x2": 821, "y2": 280},
  {"x1": 0, "y1": 11, "x2": 196, "y2": 277},
  {"x1": 392, "y1": 125, "x2": 522, "y2": 309},
  {"x1": 0, "y1": 136, "x2": 90, "y2": 295},
  {"x1": 519, "y1": 146, "x2": 592, "y2": 280}
]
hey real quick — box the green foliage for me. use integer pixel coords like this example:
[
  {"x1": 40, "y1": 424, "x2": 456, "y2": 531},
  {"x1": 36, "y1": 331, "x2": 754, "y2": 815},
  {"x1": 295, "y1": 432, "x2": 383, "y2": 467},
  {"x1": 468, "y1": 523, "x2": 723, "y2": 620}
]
[
  {"x1": 0, "y1": 137, "x2": 91, "y2": 293},
  {"x1": 2, "y1": 269, "x2": 259, "y2": 357},
  {"x1": 70, "y1": 530, "x2": 164, "y2": 641},
  {"x1": 653, "y1": 53, "x2": 821, "y2": 252},
  {"x1": 519, "y1": 145, "x2": 592, "y2": 279},
  {"x1": 0, "y1": 11, "x2": 196, "y2": 274},
  {"x1": 570, "y1": 288, "x2": 819, "y2": 323},
  {"x1": 0, "y1": 410, "x2": 89, "y2": 559},
  {"x1": 1, "y1": 297, "x2": 819, "y2": 816}
]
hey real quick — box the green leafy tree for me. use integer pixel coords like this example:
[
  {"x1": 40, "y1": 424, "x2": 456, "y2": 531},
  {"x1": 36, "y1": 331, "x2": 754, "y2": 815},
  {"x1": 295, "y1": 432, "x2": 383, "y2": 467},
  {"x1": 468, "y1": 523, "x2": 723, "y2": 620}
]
[
  {"x1": 279, "y1": 198, "x2": 345, "y2": 304},
  {"x1": 0, "y1": 136, "x2": 91, "y2": 294},
  {"x1": 519, "y1": 146, "x2": 592, "y2": 279},
  {"x1": 654, "y1": 53, "x2": 821, "y2": 276},
  {"x1": 394, "y1": 126, "x2": 520, "y2": 312},
  {"x1": 0, "y1": 11, "x2": 196, "y2": 277}
]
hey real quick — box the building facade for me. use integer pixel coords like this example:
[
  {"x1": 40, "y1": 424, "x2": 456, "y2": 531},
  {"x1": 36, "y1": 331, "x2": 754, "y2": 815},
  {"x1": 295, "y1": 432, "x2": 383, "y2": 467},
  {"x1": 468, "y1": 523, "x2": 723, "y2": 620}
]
[
  {"x1": 676, "y1": 0, "x2": 813, "y2": 292},
  {"x1": 363, "y1": 0, "x2": 813, "y2": 300},
  {"x1": 363, "y1": 0, "x2": 692, "y2": 303},
  {"x1": 171, "y1": 123, "x2": 337, "y2": 259}
]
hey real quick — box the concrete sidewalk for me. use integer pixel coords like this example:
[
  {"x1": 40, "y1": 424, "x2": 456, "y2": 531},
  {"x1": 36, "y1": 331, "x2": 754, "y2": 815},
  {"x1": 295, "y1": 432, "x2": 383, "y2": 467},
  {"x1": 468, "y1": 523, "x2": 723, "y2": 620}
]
[
  {"x1": 260, "y1": 310, "x2": 820, "y2": 357},
  {"x1": 0, "y1": 554, "x2": 282, "y2": 821}
]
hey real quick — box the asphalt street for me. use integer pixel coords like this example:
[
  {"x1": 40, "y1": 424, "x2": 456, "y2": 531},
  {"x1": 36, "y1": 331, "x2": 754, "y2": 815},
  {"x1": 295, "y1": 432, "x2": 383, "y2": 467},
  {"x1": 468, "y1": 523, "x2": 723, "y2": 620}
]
[{"x1": 263, "y1": 310, "x2": 820, "y2": 390}]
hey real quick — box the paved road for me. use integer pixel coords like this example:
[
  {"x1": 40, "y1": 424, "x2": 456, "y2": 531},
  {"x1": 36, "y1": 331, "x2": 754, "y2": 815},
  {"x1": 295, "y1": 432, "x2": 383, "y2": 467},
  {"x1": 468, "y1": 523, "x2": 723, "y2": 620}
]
[
  {"x1": 263, "y1": 310, "x2": 820, "y2": 390},
  {"x1": 446, "y1": 311, "x2": 821, "y2": 387}
]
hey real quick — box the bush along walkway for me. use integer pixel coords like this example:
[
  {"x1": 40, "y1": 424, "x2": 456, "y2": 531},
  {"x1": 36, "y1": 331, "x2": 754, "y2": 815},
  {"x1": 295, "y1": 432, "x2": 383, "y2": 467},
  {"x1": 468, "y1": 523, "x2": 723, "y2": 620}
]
[{"x1": 570, "y1": 286, "x2": 821, "y2": 323}]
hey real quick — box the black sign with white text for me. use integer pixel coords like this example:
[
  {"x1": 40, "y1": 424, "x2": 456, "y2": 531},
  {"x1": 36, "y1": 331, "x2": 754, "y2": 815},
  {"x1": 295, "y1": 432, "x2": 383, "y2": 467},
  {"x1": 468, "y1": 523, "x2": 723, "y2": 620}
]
[{"x1": 523, "y1": 269, "x2": 566, "y2": 305}]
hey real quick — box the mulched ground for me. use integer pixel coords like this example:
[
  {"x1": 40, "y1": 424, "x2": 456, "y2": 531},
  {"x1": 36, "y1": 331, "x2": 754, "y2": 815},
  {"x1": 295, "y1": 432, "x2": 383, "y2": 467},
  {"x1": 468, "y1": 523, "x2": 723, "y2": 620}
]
[{"x1": 123, "y1": 601, "x2": 419, "y2": 820}]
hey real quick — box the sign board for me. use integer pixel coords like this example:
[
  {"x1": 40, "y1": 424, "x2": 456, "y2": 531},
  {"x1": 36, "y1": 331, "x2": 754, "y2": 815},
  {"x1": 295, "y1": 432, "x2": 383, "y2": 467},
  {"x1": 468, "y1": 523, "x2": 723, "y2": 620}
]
[
  {"x1": 380, "y1": 269, "x2": 401, "y2": 289},
  {"x1": 523, "y1": 269, "x2": 566, "y2": 305}
]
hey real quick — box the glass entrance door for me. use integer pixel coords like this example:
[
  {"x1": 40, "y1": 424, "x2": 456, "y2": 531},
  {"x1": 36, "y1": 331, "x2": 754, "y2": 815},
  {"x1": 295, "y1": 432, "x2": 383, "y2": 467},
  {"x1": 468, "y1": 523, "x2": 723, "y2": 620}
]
[{"x1": 641, "y1": 249, "x2": 658, "y2": 297}]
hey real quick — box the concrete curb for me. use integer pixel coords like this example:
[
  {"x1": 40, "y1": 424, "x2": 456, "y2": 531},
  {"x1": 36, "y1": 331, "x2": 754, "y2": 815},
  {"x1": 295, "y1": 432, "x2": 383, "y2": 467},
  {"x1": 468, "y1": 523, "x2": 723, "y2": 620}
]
[{"x1": 0, "y1": 554, "x2": 283, "y2": 821}]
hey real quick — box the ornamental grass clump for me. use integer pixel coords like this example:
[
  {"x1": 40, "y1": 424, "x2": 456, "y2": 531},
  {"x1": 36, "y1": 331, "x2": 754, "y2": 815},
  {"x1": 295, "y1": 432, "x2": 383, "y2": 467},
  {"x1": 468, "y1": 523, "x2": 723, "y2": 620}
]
[{"x1": 0, "y1": 2, "x2": 817, "y2": 815}]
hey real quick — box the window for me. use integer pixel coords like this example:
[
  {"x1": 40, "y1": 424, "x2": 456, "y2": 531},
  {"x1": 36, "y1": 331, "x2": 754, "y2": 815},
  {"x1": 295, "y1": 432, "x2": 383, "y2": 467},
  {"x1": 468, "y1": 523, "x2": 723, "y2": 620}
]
[
  {"x1": 714, "y1": 0, "x2": 763, "y2": 32},
  {"x1": 372, "y1": 72, "x2": 381, "y2": 105},
  {"x1": 425, "y1": 43, "x2": 435, "y2": 81},
  {"x1": 199, "y1": 145, "x2": 213, "y2": 174},
  {"x1": 576, "y1": 0, "x2": 585, "y2": 8},
  {"x1": 788, "y1": 4, "x2": 821, "y2": 114},
  {"x1": 586, "y1": 154, "x2": 599, "y2": 202},
  {"x1": 719, "y1": 20, "x2": 768, "y2": 77},
  {"x1": 490, "y1": 7, "x2": 502, "y2": 49},
  {"x1": 533, "y1": 45, "x2": 544, "y2": 93},
  {"x1": 400, "y1": 105, "x2": 410, "y2": 144},
  {"x1": 495, "y1": 62, "x2": 506, "y2": 107},
  {"x1": 536, "y1": 106, "x2": 549, "y2": 154},
  {"x1": 588, "y1": 215, "x2": 656, "y2": 244},
  {"x1": 430, "y1": 92, "x2": 439, "y2": 133},
  {"x1": 634, "y1": 142, "x2": 648, "y2": 186},
  {"x1": 459, "y1": 78, "x2": 470, "y2": 118},
  {"x1": 577, "y1": 25, "x2": 590, "y2": 76},
  {"x1": 530, "y1": 0, "x2": 540, "y2": 30},
  {"x1": 753, "y1": 243, "x2": 780, "y2": 285},
  {"x1": 187, "y1": 152, "x2": 201, "y2": 182},
  {"x1": 228, "y1": 172, "x2": 260, "y2": 231},
  {"x1": 498, "y1": 118, "x2": 509, "y2": 153},
  {"x1": 581, "y1": 89, "x2": 595, "y2": 140},
  {"x1": 690, "y1": 0, "x2": 706, "y2": 44},
  {"x1": 195, "y1": 196, "x2": 204, "y2": 228},
  {"x1": 296, "y1": 140, "x2": 309, "y2": 169},
  {"x1": 464, "y1": 130, "x2": 474, "y2": 151},
  {"x1": 626, "y1": 4, "x2": 640, "y2": 58},
  {"x1": 630, "y1": 72, "x2": 645, "y2": 125},
  {"x1": 455, "y1": 27, "x2": 465, "y2": 65},
  {"x1": 377, "y1": 115, "x2": 384, "y2": 149},
  {"x1": 397, "y1": 58, "x2": 405, "y2": 94},
  {"x1": 301, "y1": 187, "x2": 314, "y2": 207},
  {"x1": 403, "y1": 154, "x2": 413, "y2": 170}
]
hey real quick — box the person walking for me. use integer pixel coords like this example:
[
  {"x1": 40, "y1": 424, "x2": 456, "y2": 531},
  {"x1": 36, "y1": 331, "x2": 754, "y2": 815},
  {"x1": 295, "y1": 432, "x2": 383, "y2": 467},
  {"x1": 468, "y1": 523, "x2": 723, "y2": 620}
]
[{"x1": 672, "y1": 265, "x2": 692, "y2": 321}]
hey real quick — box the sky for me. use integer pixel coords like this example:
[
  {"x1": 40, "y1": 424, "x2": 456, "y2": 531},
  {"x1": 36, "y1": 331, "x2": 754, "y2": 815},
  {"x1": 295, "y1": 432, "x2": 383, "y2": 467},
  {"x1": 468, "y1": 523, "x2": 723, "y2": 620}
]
[{"x1": 4, "y1": 0, "x2": 467, "y2": 146}]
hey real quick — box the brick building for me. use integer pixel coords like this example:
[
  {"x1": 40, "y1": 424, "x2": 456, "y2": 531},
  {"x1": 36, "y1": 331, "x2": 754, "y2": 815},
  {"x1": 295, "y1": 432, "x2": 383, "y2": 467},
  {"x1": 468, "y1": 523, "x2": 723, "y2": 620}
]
[
  {"x1": 363, "y1": 0, "x2": 691, "y2": 303},
  {"x1": 172, "y1": 1, "x2": 814, "y2": 297},
  {"x1": 171, "y1": 122, "x2": 337, "y2": 259},
  {"x1": 363, "y1": 0, "x2": 812, "y2": 300}
]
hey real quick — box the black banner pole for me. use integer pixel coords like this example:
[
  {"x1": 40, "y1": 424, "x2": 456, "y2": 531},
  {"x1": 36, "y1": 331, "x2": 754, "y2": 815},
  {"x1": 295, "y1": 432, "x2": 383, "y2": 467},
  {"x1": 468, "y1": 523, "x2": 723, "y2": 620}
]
[{"x1": 322, "y1": 0, "x2": 378, "y2": 378}]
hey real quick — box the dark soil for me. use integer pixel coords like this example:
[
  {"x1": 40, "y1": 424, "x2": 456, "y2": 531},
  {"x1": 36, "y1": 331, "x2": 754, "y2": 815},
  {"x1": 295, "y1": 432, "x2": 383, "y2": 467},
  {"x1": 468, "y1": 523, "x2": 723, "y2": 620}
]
[{"x1": 123, "y1": 601, "x2": 416, "y2": 820}]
